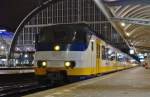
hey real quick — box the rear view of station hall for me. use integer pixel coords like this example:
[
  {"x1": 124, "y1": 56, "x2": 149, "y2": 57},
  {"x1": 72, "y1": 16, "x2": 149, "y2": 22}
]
[{"x1": 0, "y1": 0, "x2": 150, "y2": 97}]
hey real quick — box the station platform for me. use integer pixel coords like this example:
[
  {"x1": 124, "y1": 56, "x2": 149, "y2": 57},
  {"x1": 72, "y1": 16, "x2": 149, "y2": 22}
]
[
  {"x1": 24, "y1": 67, "x2": 150, "y2": 97},
  {"x1": 0, "y1": 67, "x2": 34, "y2": 74}
]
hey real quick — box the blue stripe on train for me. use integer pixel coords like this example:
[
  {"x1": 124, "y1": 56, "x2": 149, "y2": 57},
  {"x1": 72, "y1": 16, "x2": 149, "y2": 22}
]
[{"x1": 36, "y1": 42, "x2": 88, "y2": 51}]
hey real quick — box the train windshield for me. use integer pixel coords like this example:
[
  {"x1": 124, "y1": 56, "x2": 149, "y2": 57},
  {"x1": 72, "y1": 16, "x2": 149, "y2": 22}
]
[{"x1": 37, "y1": 24, "x2": 91, "y2": 44}]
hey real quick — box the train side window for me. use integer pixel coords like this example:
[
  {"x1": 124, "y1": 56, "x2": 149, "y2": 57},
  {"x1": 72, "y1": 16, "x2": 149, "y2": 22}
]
[{"x1": 102, "y1": 45, "x2": 106, "y2": 60}]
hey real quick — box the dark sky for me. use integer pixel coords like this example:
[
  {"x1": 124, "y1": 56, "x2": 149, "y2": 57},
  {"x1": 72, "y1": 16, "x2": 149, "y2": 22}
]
[{"x1": 0, "y1": 0, "x2": 41, "y2": 32}]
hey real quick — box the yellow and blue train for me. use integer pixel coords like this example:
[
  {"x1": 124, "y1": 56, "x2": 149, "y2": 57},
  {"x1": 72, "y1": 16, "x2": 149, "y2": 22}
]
[{"x1": 34, "y1": 23, "x2": 138, "y2": 83}]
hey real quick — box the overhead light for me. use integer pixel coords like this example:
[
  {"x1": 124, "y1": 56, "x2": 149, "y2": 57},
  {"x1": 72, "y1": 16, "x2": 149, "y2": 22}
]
[
  {"x1": 1, "y1": 46, "x2": 4, "y2": 50},
  {"x1": 0, "y1": 29, "x2": 6, "y2": 32},
  {"x1": 126, "y1": 32, "x2": 130, "y2": 37},
  {"x1": 129, "y1": 49, "x2": 134, "y2": 54},
  {"x1": 24, "y1": 54, "x2": 28, "y2": 58},
  {"x1": 121, "y1": 22, "x2": 126, "y2": 27}
]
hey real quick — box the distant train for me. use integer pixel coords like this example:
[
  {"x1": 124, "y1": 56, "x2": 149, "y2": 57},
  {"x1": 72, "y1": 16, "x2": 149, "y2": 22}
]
[{"x1": 34, "y1": 23, "x2": 138, "y2": 84}]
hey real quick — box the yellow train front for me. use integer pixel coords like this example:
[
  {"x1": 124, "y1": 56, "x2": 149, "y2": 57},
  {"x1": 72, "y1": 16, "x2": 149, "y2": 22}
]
[{"x1": 34, "y1": 23, "x2": 137, "y2": 83}]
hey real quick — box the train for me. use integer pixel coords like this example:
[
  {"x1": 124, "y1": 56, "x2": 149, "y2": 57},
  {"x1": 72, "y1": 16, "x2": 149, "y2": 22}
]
[{"x1": 34, "y1": 23, "x2": 138, "y2": 84}]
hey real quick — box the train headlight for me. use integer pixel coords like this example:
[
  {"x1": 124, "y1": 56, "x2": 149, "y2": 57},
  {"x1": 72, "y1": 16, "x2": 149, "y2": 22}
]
[
  {"x1": 65, "y1": 61, "x2": 71, "y2": 67},
  {"x1": 42, "y1": 61, "x2": 47, "y2": 67},
  {"x1": 37, "y1": 61, "x2": 47, "y2": 67},
  {"x1": 64, "y1": 61, "x2": 75, "y2": 68},
  {"x1": 54, "y1": 45, "x2": 60, "y2": 51}
]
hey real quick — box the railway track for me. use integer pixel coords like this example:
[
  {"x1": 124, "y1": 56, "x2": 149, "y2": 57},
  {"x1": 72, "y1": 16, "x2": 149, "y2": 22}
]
[
  {"x1": 0, "y1": 70, "x2": 124, "y2": 97},
  {"x1": 0, "y1": 72, "x2": 40, "y2": 97},
  {"x1": 0, "y1": 76, "x2": 81, "y2": 97},
  {"x1": 0, "y1": 81, "x2": 50, "y2": 97},
  {"x1": 0, "y1": 78, "x2": 68, "y2": 97},
  {"x1": 0, "y1": 68, "x2": 126, "y2": 97},
  {"x1": 0, "y1": 82, "x2": 37, "y2": 97}
]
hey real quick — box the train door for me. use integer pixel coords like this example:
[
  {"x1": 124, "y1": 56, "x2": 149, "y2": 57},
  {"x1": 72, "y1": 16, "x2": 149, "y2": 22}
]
[
  {"x1": 91, "y1": 40, "x2": 95, "y2": 74},
  {"x1": 96, "y1": 39, "x2": 101, "y2": 74}
]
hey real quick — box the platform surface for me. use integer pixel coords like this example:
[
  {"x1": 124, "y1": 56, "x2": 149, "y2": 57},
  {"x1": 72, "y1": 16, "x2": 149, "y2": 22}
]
[{"x1": 24, "y1": 67, "x2": 150, "y2": 97}]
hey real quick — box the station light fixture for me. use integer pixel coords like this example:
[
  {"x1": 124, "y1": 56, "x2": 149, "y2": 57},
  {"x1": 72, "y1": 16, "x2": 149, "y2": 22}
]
[
  {"x1": 1, "y1": 46, "x2": 4, "y2": 50},
  {"x1": 129, "y1": 49, "x2": 134, "y2": 54},
  {"x1": 120, "y1": 22, "x2": 126, "y2": 27},
  {"x1": 24, "y1": 54, "x2": 28, "y2": 58},
  {"x1": 126, "y1": 32, "x2": 130, "y2": 37},
  {"x1": 0, "y1": 29, "x2": 6, "y2": 32}
]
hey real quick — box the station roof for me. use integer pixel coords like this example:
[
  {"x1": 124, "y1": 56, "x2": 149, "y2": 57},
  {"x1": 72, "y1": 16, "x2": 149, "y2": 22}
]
[{"x1": 95, "y1": 0, "x2": 150, "y2": 53}]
